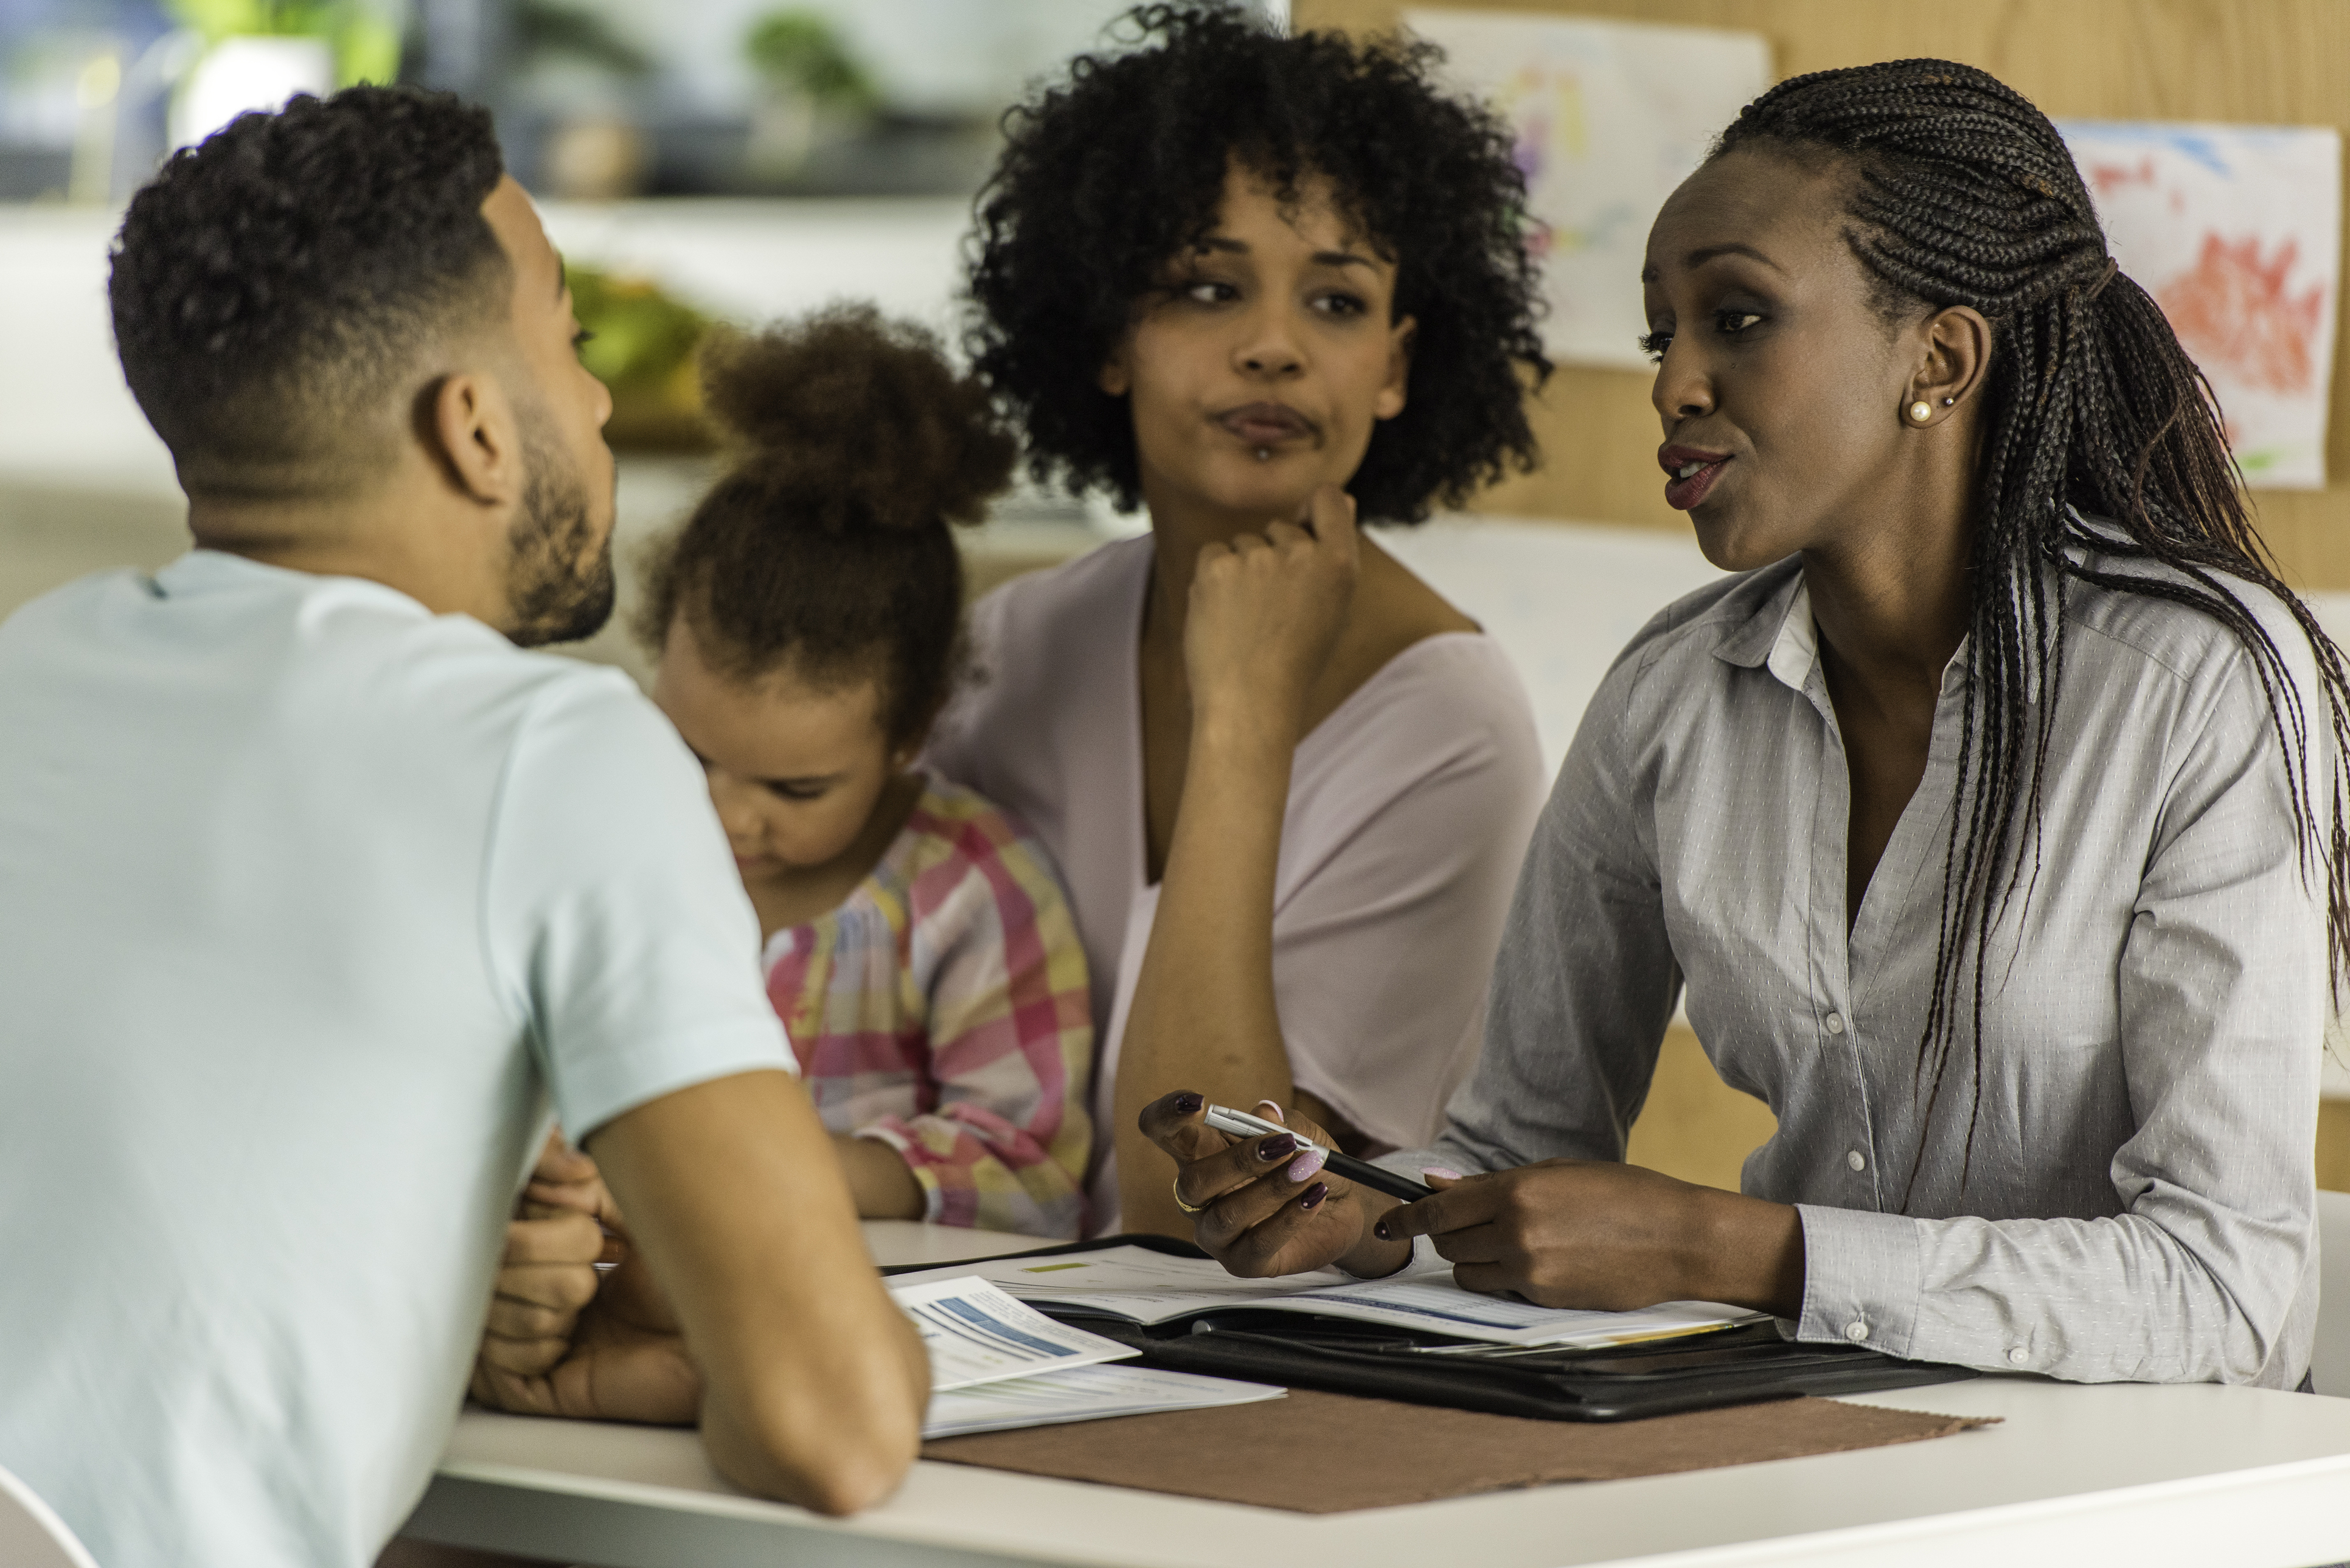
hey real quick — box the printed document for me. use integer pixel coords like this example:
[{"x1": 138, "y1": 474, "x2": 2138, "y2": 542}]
[
  {"x1": 923, "y1": 1364, "x2": 1285, "y2": 1439},
  {"x1": 890, "y1": 1247, "x2": 1757, "y2": 1349},
  {"x1": 888, "y1": 1275, "x2": 1137, "y2": 1391}
]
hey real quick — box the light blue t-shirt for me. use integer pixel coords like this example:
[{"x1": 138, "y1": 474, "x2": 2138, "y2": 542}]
[{"x1": 0, "y1": 551, "x2": 793, "y2": 1568}]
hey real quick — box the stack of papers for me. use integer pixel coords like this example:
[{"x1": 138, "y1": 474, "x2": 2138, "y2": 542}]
[
  {"x1": 890, "y1": 1246, "x2": 1761, "y2": 1350},
  {"x1": 888, "y1": 1275, "x2": 1283, "y2": 1439},
  {"x1": 923, "y1": 1362, "x2": 1285, "y2": 1438}
]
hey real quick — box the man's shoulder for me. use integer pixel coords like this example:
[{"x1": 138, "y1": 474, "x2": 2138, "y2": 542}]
[
  {"x1": 240, "y1": 561, "x2": 649, "y2": 746},
  {"x1": 5, "y1": 554, "x2": 656, "y2": 779}
]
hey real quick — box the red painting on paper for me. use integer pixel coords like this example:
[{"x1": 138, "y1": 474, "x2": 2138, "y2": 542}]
[{"x1": 2061, "y1": 122, "x2": 2341, "y2": 489}]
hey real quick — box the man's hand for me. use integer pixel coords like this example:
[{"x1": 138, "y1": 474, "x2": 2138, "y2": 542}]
[
  {"x1": 472, "y1": 1131, "x2": 701, "y2": 1424},
  {"x1": 1138, "y1": 1091, "x2": 1408, "y2": 1279},
  {"x1": 520, "y1": 1129, "x2": 620, "y2": 1226},
  {"x1": 1375, "y1": 1159, "x2": 1806, "y2": 1316},
  {"x1": 1181, "y1": 485, "x2": 1360, "y2": 738},
  {"x1": 475, "y1": 1135, "x2": 611, "y2": 1378},
  {"x1": 470, "y1": 1246, "x2": 701, "y2": 1424}
]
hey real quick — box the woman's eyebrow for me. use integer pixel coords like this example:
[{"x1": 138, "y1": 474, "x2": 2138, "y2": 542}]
[
  {"x1": 1191, "y1": 237, "x2": 1379, "y2": 271},
  {"x1": 1684, "y1": 242, "x2": 1785, "y2": 273}
]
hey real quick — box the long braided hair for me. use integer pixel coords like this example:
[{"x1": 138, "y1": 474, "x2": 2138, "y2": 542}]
[{"x1": 1713, "y1": 60, "x2": 2350, "y2": 1187}]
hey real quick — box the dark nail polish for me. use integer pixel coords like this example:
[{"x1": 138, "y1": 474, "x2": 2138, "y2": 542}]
[
  {"x1": 1373, "y1": 1218, "x2": 1393, "y2": 1241},
  {"x1": 1172, "y1": 1092, "x2": 1203, "y2": 1115},
  {"x1": 1256, "y1": 1133, "x2": 1298, "y2": 1161},
  {"x1": 1299, "y1": 1181, "x2": 1329, "y2": 1210}
]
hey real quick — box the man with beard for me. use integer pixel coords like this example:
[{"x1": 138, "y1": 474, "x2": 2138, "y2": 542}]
[{"x1": 0, "y1": 86, "x2": 926, "y2": 1568}]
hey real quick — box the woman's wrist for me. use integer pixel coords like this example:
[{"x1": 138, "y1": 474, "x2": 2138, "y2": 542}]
[
  {"x1": 1684, "y1": 1189, "x2": 1806, "y2": 1316},
  {"x1": 1188, "y1": 683, "x2": 1311, "y2": 759},
  {"x1": 1336, "y1": 1196, "x2": 1412, "y2": 1277}
]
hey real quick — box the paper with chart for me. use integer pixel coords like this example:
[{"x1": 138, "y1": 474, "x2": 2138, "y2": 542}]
[
  {"x1": 1405, "y1": 9, "x2": 1770, "y2": 369},
  {"x1": 888, "y1": 1275, "x2": 1136, "y2": 1392},
  {"x1": 2058, "y1": 120, "x2": 2341, "y2": 488},
  {"x1": 923, "y1": 1363, "x2": 1285, "y2": 1440},
  {"x1": 890, "y1": 1246, "x2": 1753, "y2": 1350}
]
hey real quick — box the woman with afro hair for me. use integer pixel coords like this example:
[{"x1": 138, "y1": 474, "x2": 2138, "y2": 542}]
[{"x1": 927, "y1": 2, "x2": 1552, "y2": 1236}]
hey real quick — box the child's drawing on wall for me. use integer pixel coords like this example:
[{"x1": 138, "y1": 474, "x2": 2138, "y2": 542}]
[{"x1": 2060, "y1": 121, "x2": 2341, "y2": 489}]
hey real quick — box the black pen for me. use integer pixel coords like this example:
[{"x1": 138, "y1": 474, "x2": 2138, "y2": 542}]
[{"x1": 1201, "y1": 1103, "x2": 1436, "y2": 1202}]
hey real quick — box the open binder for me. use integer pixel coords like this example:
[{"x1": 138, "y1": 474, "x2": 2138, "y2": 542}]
[{"x1": 888, "y1": 1235, "x2": 1973, "y2": 1423}]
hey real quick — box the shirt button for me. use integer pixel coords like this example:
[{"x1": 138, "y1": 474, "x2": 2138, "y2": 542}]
[
  {"x1": 1847, "y1": 1149, "x2": 1867, "y2": 1172},
  {"x1": 1824, "y1": 1011, "x2": 1846, "y2": 1035},
  {"x1": 2008, "y1": 1347, "x2": 2029, "y2": 1366},
  {"x1": 1844, "y1": 1320, "x2": 1869, "y2": 1342}
]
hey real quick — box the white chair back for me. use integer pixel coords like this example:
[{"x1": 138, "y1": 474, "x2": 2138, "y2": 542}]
[
  {"x1": 0, "y1": 1463, "x2": 99, "y2": 1568},
  {"x1": 2315, "y1": 1188, "x2": 2350, "y2": 1396}
]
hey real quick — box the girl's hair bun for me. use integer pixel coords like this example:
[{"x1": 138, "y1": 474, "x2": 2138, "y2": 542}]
[{"x1": 698, "y1": 303, "x2": 1017, "y2": 532}]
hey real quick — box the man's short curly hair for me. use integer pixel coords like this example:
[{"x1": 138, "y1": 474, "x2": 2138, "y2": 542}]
[
  {"x1": 110, "y1": 85, "x2": 506, "y2": 490},
  {"x1": 965, "y1": 1, "x2": 1549, "y2": 524}
]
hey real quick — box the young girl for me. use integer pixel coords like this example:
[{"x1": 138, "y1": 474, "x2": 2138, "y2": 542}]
[
  {"x1": 930, "y1": 3, "x2": 1552, "y2": 1237},
  {"x1": 1158, "y1": 59, "x2": 2349, "y2": 1392},
  {"x1": 637, "y1": 305, "x2": 1094, "y2": 1238}
]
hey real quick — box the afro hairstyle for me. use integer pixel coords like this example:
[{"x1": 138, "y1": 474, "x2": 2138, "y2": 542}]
[{"x1": 965, "y1": 1, "x2": 1549, "y2": 524}]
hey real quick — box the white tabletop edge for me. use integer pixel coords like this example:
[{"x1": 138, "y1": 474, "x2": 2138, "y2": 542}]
[{"x1": 414, "y1": 1226, "x2": 2350, "y2": 1568}]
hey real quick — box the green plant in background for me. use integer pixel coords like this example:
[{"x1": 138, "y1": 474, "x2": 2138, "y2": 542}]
[
  {"x1": 162, "y1": 0, "x2": 399, "y2": 86},
  {"x1": 745, "y1": 9, "x2": 875, "y2": 111},
  {"x1": 513, "y1": 1, "x2": 654, "y2": 79},
  {"x1": 566, "y1": 264, "x2": 715, "y2": 450}
]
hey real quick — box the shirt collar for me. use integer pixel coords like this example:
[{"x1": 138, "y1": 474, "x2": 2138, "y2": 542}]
[
  {"x1": 1710, "y1": 563, "x2": 1812, "y2": 690},
  {"x1": 1713, "y1": 561, "x2": 1981, "y2": 699},
  {"x1": 1765, "y1": 578, "x2": 1820, "y2": 694}
]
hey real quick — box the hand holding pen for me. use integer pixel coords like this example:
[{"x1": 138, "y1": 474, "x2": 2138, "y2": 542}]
[{"x1": 1138, "y1": 1091, "x2": 1427, "y2": 1280}]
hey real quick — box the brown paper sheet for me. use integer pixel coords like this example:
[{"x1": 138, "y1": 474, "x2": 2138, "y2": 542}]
[{"x1": 922, "y1": 1389, "x2": 1996, "y2": 1513}]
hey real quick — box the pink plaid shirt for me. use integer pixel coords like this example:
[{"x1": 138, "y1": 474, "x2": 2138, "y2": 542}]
[{"x1": 762, "y1": 777, "x2": 1093, "y2": 1237}]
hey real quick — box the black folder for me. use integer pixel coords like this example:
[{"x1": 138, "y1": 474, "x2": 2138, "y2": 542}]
[{"x1": 886, "y1": 1234, "x2": 1974, "y2": 1423}]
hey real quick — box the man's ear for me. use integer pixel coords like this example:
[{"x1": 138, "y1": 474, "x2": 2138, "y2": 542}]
[
  {"x1": 1374, "y1": 314, "x2": 1416, "y2": 422},
  {"x1": 420, "y1": 369, "x2": 525, "y2": 507}
]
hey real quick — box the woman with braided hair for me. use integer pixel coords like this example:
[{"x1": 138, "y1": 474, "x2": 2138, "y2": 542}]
[{"x1": 1146, "y1": 58, "x2": 2348, "y2": 1390}]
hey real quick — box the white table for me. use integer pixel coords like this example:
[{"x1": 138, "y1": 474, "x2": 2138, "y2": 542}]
[{"x1": 399, "y1": 1222, "x2": 2350, "y2": 1568}]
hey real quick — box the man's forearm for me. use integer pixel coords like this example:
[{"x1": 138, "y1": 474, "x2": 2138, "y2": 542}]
[{"x1": 589, "y1": 1072, "x2": 926, "y2": 1514}]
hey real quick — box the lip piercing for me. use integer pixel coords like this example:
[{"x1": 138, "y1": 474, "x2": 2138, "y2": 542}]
[
  {"x1": 1254, "y1": 447, "x2": 1272, "y2": 461},
  {"x1": 1908, "y1": 400, "x2": 1933, "y2": 423}
]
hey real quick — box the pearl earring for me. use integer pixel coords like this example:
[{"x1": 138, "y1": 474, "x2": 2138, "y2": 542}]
[{"x1": 1907, "y1": 400, "x2": 1933, "y2": 423}]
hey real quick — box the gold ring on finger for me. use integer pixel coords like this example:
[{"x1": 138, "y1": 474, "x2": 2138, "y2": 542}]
[{"x1": 1172, "y1": 1178, "x2": 1208, "y2": 1216}]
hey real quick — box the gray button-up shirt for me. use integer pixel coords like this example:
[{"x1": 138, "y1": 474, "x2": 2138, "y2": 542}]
[{"x1": 1406, "y1": 552, "x2": 2323, "y2": 1387}]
